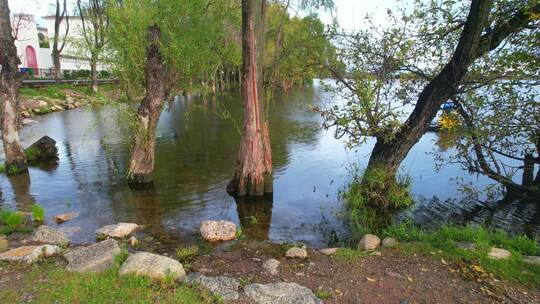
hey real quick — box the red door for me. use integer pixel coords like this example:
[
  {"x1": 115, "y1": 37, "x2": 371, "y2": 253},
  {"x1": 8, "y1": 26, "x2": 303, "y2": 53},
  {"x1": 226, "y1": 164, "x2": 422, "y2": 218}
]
[{"x1": 25, "y1": 46, "x2": 38, "y2": 69}]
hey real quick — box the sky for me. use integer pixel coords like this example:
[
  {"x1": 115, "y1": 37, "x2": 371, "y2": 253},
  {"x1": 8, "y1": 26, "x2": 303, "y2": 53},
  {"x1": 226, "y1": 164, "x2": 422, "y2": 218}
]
[{"x1": 8, "y1": 0, "x2": 401, "y2": 31}]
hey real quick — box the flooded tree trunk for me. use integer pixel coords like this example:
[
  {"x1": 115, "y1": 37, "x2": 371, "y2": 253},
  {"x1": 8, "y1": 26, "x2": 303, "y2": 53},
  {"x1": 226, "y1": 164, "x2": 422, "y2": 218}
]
[
  {"x1": 229, "y1": 0, "x2": 272, "y2": 196},
  {"x1": 90, "y1": 56, "x2": 98, "y2": 93},
  {"x1": 0, "y1": 0, "x2": 27, "y2": 174},
  {"x1": 366, "y1": 0, "x2": 492, "y2": 180},
  {"x1": 127, "y1": 24, "x2": 166, "y2": 184}
]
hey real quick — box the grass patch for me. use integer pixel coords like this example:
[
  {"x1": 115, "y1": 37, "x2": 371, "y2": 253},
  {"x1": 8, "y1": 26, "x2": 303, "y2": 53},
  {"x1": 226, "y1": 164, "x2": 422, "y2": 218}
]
[
  {"x1": 31, "y1": 204, "x2": 45, "y2": 222},
  {"x1": 333, "y1": 248, "x2": 367, "y2": 261},
  {"x1": 384, "y1": 223, "x2": 540, "y2": 287},
  {"x1": 176, "y1": 245, "x2": 199, "y2": 262},
  {"x1": 0, "y1": 164, "x2": 5, "y2": 173},
  {"x1": 25, "y1": 145, "x2": 40, "y2": 162},
  {"x1": 315, "y1": 289, "x2": 333, "y2": 300},
  {"x1": 19, "y1": 87, "x2": 41, "y2": 96},
  {"x1": 0, "y1": 208, "x2": 31, "y2": 234},
  {"x1": 0, "y1": 258, "x2": 209, "y2": 303}
]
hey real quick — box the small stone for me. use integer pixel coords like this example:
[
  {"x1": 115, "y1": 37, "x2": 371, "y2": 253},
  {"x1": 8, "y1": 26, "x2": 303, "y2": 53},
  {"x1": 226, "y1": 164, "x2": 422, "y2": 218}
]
[
  {"x1": 487, "y1": 247, "x2": 511, "y2": 260},
  {"x1": 319, "y1": 248, "x2": 339, "y2": 255},
  {"x1": 64, "y1": 239, "x2": 121, "y2": 273},
  {"x1": 244, "y1": 282, "x2": 322, "y2": 304},
  {"x1": 455, "y1": 242, "x2": 476, "y2": 250},
  {"x1": 0, "y1": 245, "x2": 60, "y2": 264},
  {"x1": 200, "y1": 220, "x2": 237, "y2": 242},
  {"x1": 358, "y1": 234, "x2": 381, "y2": 251},
  {"x1": 285, "y1": 246, "x2": 307, "y2": 258},
  {"x1": 522, "y1": 255, "x2": 540, "y2": 265},
  {"x1": 22, "y1": 119, "x2": 38, "y2": 125},
  {"x1": 120, "y1": 252, "x2": 186, "y2": 281},
  {"x1": 381, "y1": 237, "x2": 398, "y2": 248},
  {"x1": 30, "y1": 225, "x2": 69, "y2": 246},
  {"x1": 186, "y1": 273, "x2": 240, "y2": 301},
  {"x1": 128, "y1": 236, "x2": 139, "y2": 247},
  {"x1": 95, "y1": 223, "x2": 141, "y2": 239},
  {"x1": 262, "y1": 258, "x2": 280, "y2": 275},
  {"x1": 53, "y1": 212, "x2": 79, "y2": 224}
]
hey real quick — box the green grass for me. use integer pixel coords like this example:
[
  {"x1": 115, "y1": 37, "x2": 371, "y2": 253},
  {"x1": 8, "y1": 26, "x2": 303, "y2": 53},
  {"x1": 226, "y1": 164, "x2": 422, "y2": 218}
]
[
  {"x1": 315, "y1": 289, "x2": 333, "y2": 300},
  {"x1": 332, "y1": 248, "x2": 367, "y2": 261},
  {"x1": 31, "y1": 204, "x2": 45, "y2": 222},
  {"x1": 383, "y1": 223, "x2": 540, "y2": 287},
  {"x1": 19, "y1": 87, "x2": 41, "y2": 96},
  {"x1": 0, "y1": 164, "x2": 5, "y2": 173},
  {"x1": 0, "y1": 209, "x2": 26, "y2": 230},
  {"x1": 25, "y1": 145, "x2": 40, "y2": 162},
  {"x1": 176, "y1": 245, "x2": 199, "y2": 262}
]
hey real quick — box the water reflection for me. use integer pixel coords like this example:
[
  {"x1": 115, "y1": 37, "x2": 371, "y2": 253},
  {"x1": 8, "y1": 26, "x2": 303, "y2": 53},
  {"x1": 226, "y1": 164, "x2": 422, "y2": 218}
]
[{"x1": 0, "y1": 82, "x2": 538, "y2": 246}]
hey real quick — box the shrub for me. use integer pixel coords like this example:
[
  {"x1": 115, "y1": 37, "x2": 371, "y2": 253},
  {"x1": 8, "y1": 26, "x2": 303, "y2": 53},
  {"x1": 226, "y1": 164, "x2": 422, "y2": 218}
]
[{"x1": 32, "y1": 204, "x2": 45, "y2": 222}]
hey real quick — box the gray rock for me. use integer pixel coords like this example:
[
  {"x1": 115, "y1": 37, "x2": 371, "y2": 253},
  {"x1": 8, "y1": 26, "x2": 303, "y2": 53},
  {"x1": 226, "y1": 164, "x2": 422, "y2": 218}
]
[
  {"x1": 200, "y1": 220, "x2": 237, "y2": 242},
  {"x1": 319, "y1": 248, "x2": 339, "y2": 255},
  {"x1": 381, "y1": 237, "x2": 398, "y2": 248},
  {"x1": 64, "y1": 239, "x2": 121, "y2": 273},
  {"x1": 96, "y1": 223, "x2": 141, "y2": 239},
  {"x1": 30, "y1": 225, "x2": 69, "y2": 246},
  {"x1": 262, "y1": 258, "x2": 280, "y2": 275},
  {"x1": 0, "y1": 235, "x2": 8, "y2": 252},
  {"x1": 358, "y1": 234, "x2": 381, "y2": 251},
  {"x1": 455, "y1": 242, "x2": 476, "y2": 250},
  {"x1": 523, "y1": 255, "x2": 540, "y2": 265},
  {"x1": 187, "y1": 273, "x2": 240, "y2": 301},
  {"x1": 0, "y1": 245, "x2": 60, "y2": 264},
  {"x1": 285, "y1": 246, "x2": 307, "y2": 258},
  {"x1": 25, "y1": 136, "x2": 58, "y2": 160},
  {"x1": 244, "y1": 282, "x2": 322, "y2": 304},
  {"x1": 487, "y1": 247, "x2": 511, "y2": 260},
  {"x1": 119, "y1": 252, "x2": 186, "y2": 281},
  {"x1": 22, "y1": 119, "x2": 38, "y2": 125}
]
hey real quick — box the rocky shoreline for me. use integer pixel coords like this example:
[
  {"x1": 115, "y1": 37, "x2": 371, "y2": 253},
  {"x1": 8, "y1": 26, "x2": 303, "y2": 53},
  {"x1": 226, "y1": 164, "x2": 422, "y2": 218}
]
[
  {"x1": 19, "y1": 90, "x2": 94, "y2": 120},
  {"x1": 1, "y1": 218, "x2": 539, "y2": 303}
]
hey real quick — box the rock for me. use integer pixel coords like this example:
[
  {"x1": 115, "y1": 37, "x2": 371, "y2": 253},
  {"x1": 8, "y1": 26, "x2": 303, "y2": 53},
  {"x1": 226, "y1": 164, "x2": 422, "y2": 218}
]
[
  {"x1": 128, "y1": 236, "x2": 139, "y2": 247},
  {"x1": 487, "y1": 247, "x2": 511, "y2": 260},
  {"x1": 522, "y1": 255, "x2": 540, "y2": 265},
  {"x1": 30, "y1": 225, "x2": 69, "y2": 246},
  {"x1": 37, "y1": 100, "x2": 48, "y2": 107},
  {"x1": 0, "y1": 245, "x2": 60, "y2": 264},
  {"x1": 456, "y1": 242, "x2": 477, "y2": 250},
  {"x1": 285, "y1": 246, "x2": 307, "y2": 258},
  {"x1": 186, "y1": 273, "x2": 240, "y2": 301},
  {"x1": 64, "y1": 239, "x2": 121, "y2": 273},
  {"x1": 0, "y1": 235, "x2": 8, "y2": 252},
  {"x1": 244, "y1": 282, "x2": 322, "y2": 304},
  {"x1": 358, "y1": 234, "x2": 381, "y2": 251},
  {"x1": 120, "y1": 252, "x2": 186, "y2": 281},
  {"x1": 22, "y1": 119, "x2": 38, "y2": 125},
  {"x1": 200, "y1": 220, "x2": 237, "y2": 242},
  {"x1": 25, "y1": 136, "x2": 58, "y2": 161},
  {"x1": 52, "y1": 212, "x2": 79, "y2": 224},
  {"x1": 262, "y1": 258, "x2": 280, "y2": 275},
  {"x1": 95, "y1": 223, "x2": 141, "y2": 239},
  {"x1": 319, "y1": 248, "x2": 339, "y2": 256},
  {"x1": 381, "y1": 237, "x2": 398, "y2": 248}
]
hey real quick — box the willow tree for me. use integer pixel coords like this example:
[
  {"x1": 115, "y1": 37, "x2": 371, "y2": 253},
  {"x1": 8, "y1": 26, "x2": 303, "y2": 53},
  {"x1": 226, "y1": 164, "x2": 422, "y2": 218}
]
[
  {"x1": 324, "y1": 0, "x2": 540, "y2": 209},
  {"x1": 0, "y1": 0, "x2": 27, "y2": 174},
  {"x1": 108, "y1": 0, "x2": 222, "y2": 184},
  {"x1": 228, "y1": 0, "x2": 273, "y2": 196}
]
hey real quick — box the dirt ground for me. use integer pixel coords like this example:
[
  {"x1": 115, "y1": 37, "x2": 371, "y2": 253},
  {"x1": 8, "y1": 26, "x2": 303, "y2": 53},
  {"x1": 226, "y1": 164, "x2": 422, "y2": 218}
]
[{"x1": 190, "y1": 241, "x2": 540, "y2": 304}]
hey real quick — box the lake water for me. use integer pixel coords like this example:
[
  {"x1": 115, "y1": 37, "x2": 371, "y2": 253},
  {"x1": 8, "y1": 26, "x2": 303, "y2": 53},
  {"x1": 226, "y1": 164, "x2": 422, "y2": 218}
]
[{"x1": 1, "y1": 81, "x2": 538, "y2": 246}]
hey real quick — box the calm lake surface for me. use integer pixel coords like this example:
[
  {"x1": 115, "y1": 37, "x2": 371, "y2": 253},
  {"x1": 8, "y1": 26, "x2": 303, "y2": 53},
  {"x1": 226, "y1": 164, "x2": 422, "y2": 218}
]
[{"x1": 1, "y1": 81, "x2": 538, "y2": 246}]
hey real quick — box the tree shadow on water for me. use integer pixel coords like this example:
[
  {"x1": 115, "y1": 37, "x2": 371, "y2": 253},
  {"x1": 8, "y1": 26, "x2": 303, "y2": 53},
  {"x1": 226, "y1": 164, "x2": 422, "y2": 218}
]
[{"x1": 234, "y1": 194, "x2": 273, "y2": 241}]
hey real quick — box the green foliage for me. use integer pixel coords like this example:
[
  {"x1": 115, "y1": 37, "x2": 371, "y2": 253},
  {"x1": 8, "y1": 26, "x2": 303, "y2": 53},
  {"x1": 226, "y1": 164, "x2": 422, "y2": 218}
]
[
  {"x1": 314, "y1": 289, "x2": 333, "y2": 300},
  {"x1": 0, "y1": 209, "x2": 26, "y2": 230},
  {"x1": 25, "y1": 146, "x2": 40, "y2": 162},
  {"x1": 344, "y1": 167, "x2": 413, "y2": 236},
  {"x1": 6, "y1": 164, "x2": 21, "y2": 175},
  {"x1": 31, "y1": 204, "x2": 45, "y2": 222},
  {"x1": 384, "y1": 223, "x2": 540, "y2": 287},
  {"x1": 45, "y1": 86, "x2": 66, "y2": 100},
  {"x1": 0, "y1": 164, "x2": 5, "y2": 173},
  {"x1": 19, "y1": 87, "x2": 41, "y2": 97},
  {"x1": 333, "y1": 248, "x2": 367, "y2": 261},
  {"x1": 176, "y1": 245, "x2": 199, "y2": 262}
]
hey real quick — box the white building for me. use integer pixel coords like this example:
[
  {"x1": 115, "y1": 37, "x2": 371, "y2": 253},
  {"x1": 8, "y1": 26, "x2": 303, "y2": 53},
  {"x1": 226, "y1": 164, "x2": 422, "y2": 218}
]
[{"x1": 11, "y1": 13, "x2": 105, "y2": 77}]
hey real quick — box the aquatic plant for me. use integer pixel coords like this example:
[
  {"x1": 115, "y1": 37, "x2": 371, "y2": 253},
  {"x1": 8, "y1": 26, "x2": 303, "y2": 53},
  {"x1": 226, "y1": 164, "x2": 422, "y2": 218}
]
[
  {"x1": 0, "y1": 209, "x2": 25, "y2": 230},
  {"x1": 175, "y1": 245, "x2": 199, "y2": 262},
  {"x1": 32, "y1": 204, "x2": 45, "y2": 222}
]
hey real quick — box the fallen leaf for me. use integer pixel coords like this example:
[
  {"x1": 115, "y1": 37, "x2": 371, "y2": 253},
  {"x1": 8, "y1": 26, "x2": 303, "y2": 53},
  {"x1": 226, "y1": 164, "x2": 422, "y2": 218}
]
[
  {"x1": 366, "y1": 277, "x2": 377, "y2": 282},
  {"x1": 407, "y1": 276, "x2": 413, "y2": 282}
]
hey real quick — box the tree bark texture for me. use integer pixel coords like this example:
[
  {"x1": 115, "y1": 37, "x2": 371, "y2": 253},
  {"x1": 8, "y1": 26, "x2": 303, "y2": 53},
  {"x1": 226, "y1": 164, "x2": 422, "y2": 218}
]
[
  {"x1": 229, "y1": 0, "x2": 272, "y2": 196},
  {"x1": 127, "y1": 24, "x2": 165, "y2": 184},
  {"x1": 0, "y1": 0, "x2": 27, "y2": 174},
  {"x1": 90, "y1": 56, "x2": 98, "y2": 93}
]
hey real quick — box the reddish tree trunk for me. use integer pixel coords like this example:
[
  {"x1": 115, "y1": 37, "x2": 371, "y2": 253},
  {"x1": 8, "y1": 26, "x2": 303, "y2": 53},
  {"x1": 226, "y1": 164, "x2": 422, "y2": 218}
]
[
  {"x1": 0, "y1": 0, "x2": 27, "y2": 174},
  {"x1": 229, "y1": 0, "x2": 272, "y2": 196},
  {"x1": 127, "y1": 24, "x2": 166, "y2": 184}
]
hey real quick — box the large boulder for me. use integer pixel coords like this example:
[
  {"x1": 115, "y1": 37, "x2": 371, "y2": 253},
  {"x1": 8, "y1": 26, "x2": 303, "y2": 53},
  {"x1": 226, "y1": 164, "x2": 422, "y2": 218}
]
[
  {"x1": 244, "y1": 282, "x2": 322, "y2": 304},
  {"x1": 0, "y1": 245, "x2": 60, "y2": 264},
  {"x1": 95, "y1": 223, "x2": 141, "y2": 239},
  {"x1": 64, "y1": 239, "x2": 121, "y2": 273},
  {"x1": 25, "y1": 136, "x2": 58, "y2": 161},
  {"x1": 119, "y1": 252, "x2": 186, "y2": 281},
  {"x1": 186, "y1": 273, "x2": 240, "y2": 301},
  {"x1": 200, "y1": 220, "x2": 237, "y2": 242},
  {"x1": 30, "y1": 225, "x2": 69, "y2": 246},
  {"x1": 358, "y1": 234, "x2": 381, "y2": 251}
]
